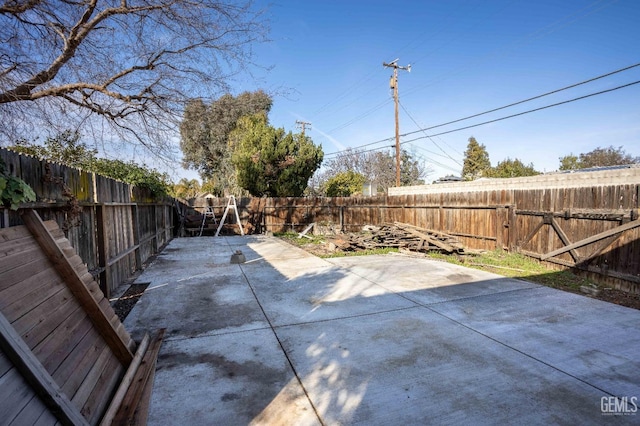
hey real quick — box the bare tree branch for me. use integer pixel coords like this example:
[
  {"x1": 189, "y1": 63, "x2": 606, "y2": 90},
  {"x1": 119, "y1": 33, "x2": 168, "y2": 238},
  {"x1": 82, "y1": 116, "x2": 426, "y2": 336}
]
[{"x1": 0, "y1": 0, "x2": 268, "y2": 157}]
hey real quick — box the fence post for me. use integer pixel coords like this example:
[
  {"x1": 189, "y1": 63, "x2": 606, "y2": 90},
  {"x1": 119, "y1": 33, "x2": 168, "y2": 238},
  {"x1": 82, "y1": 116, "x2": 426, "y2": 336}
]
[
  {"x1": 131, "y1": 204, "x2": 142, "y2": 271},
  {"x1": 95, "y1": 204, "x2": 109, "y2": 298},
  {"x1": 508, "y1": 205, "x2": 517, "y2": 252}
]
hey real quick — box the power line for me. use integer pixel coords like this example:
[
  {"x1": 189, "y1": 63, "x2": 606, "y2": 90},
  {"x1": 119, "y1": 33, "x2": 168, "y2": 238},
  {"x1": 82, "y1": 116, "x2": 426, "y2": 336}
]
[
  {"x1": 405, "y1": 144, "x2": 461, "y2": 173},
  {"x1": 399, "y1": 100, "x2": 462, "y2": 166},
  {"x1": 324, "y1": 135, "x2": 394, "y2": 157},
  {"x1": 326, "y1": 98, "x2": 391, "y2": 134},
  {"x1": 323, "y1": 64, "x2": 640, "y2": 157},
  {"x1": 399, "y1": 79, "x2": 640, "y2": 146},
  {"x1": 313, "y1": 72, "x2": 378, "y2": 116},
  {"x1": 317, "y1": 1, "x2": 619, "y2": 139},
  {"x1": 399, "y1": 61, "x2": 640, "y2": 139}
]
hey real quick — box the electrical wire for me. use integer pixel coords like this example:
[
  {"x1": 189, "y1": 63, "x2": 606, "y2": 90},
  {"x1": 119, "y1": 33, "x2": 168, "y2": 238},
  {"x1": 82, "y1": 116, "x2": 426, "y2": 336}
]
[
  {"x1": 405, "y1": 144, "x2": 461, "y2": 173},
  {"x1": 399, "y1": 61, "x2": 640, "y2": 139},
  {"x1": 323, "y1": 64, "x2": 640, "y2": 157},
  {"x1": 399, "y1": 79, "x2": 640, "y2": 146},
  {"x1": 326, "y1": 98, "x2": 392, "y2": 134},
  {"x1": 399, "y1": 100, "x2": 463, "y2": 166}
]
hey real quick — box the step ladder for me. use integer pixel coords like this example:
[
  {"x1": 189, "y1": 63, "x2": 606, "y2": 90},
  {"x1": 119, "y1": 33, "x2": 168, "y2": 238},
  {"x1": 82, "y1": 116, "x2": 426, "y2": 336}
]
[
  {"x1": 215, "y1": 195, "x2": 245, "y2": 237},
  {"x1": 198, "y1": 205, "x2": 217, "y2": 237}
]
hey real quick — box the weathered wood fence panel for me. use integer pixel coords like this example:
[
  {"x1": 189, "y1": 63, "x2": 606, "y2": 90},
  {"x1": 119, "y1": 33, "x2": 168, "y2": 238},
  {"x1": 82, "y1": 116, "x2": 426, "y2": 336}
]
[
  {"x1": 0, "y1": 219, "x2": 134, "y2": 424},
  {"x1": 1, "y1": 148, "x2": 174, "y2": 297},
  {"x1": 513, "y1": 184, "x2": 640, "y2": 291},
  {"x1": 193, "y1": 177, "x2": 638, "y2": 292}
]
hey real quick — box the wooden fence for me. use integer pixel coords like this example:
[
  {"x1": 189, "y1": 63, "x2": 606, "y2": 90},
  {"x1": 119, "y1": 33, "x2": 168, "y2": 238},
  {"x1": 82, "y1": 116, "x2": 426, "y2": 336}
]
[
  {"x1": 193, "y1": 182, "x2": 639, "y2": 293},
  {"x1": 0, "y1": 212, "x2": 164, "y2": 425},
  {"x1": 1, "y1": 148, "x2": 175, "y2": 298}
]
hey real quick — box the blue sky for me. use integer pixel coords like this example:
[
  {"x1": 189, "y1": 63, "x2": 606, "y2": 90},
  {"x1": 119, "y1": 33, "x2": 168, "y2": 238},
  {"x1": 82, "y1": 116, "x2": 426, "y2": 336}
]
[{"x1": 219, "y1": 0, "x2": 640, "y2": 182}]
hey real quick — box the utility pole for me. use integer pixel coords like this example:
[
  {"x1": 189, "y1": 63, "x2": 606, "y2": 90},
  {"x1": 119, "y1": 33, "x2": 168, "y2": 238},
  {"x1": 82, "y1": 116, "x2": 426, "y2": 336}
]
[
  {"x1": 295, "y1": 120, "x2": 312, "y2": 135},
  {"x1": 383, "y1": 58, "x2": 410, "y2": 187}
]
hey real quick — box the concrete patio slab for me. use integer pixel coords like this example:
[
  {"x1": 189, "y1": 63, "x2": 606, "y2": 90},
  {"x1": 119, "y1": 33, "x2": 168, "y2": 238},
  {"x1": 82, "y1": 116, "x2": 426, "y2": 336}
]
[
  {"x1": 275, "y1": 308, "x2": 612, "y2": 425},
  {"x1": 150, "y1": 329, "x2": 320, "y2": 425},
  {"x1": 123, "y1": 236, "x2": 640, "y2": 425},
  {"x1": 427, "y1": 285, "x2": 640, "y2": 398}
]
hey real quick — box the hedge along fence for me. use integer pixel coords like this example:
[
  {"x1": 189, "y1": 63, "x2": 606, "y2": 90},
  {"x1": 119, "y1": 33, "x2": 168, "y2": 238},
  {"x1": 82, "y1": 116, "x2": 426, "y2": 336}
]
[
  {"x1": 0, "y1": 148, "x2": 175, "y2": 298},
  {"x1": 192, "y1": 173, "x2": 640, "y2": 293}
]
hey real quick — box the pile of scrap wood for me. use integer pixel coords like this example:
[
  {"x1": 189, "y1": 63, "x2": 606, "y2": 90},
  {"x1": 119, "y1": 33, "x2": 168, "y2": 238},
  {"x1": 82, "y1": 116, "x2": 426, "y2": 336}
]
[{"x1": 330, "y1": 222, "x2": 464, "y2": 254}]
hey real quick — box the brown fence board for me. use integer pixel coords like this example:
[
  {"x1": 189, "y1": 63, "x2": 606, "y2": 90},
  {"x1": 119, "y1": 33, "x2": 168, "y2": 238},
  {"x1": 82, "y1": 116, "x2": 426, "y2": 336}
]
[
  {"x1": 0, "y1": 214, "x2": 159, "y2": 424},
  {"x1": 9, "y1": 394, "x2": 54, "y2": 426},
  {"x1": 12, "y1": 287, "x2": 75, "y2": 347},
  {"x1": 3, "y1": 274, "x2": 66, "y2": 328},
  {"x1": 54, "y1": 327, "x2": 100, "y2": 390},
  {"x1": 1, "y1": 365, "x2": 40, "y2": 424},
  {"x1": 83, "y1": 355, "x2": 123, "y2": 425},
  {"x1": 194, "y1": 187, "x2": 638, "y2": 291},
  {"x1": 36, "y1": 307, "x2": 90, "y2": 372}
]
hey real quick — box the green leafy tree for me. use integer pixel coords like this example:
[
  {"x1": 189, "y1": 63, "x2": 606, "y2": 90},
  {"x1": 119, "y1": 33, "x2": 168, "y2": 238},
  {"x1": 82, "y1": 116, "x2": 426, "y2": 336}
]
[
  {"x1": 487, "y1": 158, "x2": 539, "y2": 178},
  {"x1": 231, "y1": 113, "x2": 323, "y2": 197},
  {"x1": 180, "y1": 91, "x2": 273, "y2": 193},
  {"x1": 462, "y1": 137, "x2": 491, "y2": 180},
  {"x1": 172, "y1": 178, "x2": 202, "y2": 199},
  {"x1": 559, "y1": 146, "x2": 639, "y2": 170},
  {"x1": 324, "y1": 171, "x2": 366, "y2": 197},
  {"x1": 558, "y1": 154, "x2": 580, "y2": 171}
]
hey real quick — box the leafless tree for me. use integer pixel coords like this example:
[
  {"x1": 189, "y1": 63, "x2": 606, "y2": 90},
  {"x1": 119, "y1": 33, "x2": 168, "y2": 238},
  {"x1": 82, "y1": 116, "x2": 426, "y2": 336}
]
[
  {"x1": 321, "y1": 147, "x2": 430, "y2": 194},
  {"x1": 0, "y1": 0, "x2": 267, "y2": 156}
]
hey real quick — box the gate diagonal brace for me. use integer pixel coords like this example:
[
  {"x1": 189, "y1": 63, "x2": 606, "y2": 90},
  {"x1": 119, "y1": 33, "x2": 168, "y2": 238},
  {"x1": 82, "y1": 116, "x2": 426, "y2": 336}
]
[{"x1": 541, "y1": 219, "x2": 640, "y2": 261}]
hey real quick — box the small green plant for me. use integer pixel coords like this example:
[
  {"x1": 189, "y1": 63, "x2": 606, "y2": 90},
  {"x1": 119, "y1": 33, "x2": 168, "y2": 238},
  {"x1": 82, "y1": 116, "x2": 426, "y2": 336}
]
[
  {"x1": 321, "y1": 247, "x2": 399, "y2": 258},
  {"x1": 426, "y1": 249, "x2": 599, "y2": 291},
  {"x1": 274, "y1": 231, "x2": 326, "y2": 245},
  {"x1": 0, "y1": 158, "x2": 36, "y2": 209}
]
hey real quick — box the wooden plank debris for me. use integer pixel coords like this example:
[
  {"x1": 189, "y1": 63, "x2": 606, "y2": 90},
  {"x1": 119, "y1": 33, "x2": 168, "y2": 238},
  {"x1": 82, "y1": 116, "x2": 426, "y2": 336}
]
[
  {"x1": 298, "y1": 222, "x2": 315, "y2": 239},
  {"x1": 1, "y1": 212, "x2": 163, "y2": 424},
  {"x1": 330, "y1": 222, "x2": 464, "y2": 254},
  {"x1": 111, "y1": 328, "x2": 166, "y2": 425}
]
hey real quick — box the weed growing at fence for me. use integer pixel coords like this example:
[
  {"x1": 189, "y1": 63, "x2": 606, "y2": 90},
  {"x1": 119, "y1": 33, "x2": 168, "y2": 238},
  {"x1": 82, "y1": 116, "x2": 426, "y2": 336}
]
[
  {"x1": 428, "y1": 250, "x2": 596, "y2": 291},
  {"x1": 274, "y1": 231, "x2": 326, "y2": 245},
  {"x1": 322, "y1": 247, "x2": 400, "y2": 258}
]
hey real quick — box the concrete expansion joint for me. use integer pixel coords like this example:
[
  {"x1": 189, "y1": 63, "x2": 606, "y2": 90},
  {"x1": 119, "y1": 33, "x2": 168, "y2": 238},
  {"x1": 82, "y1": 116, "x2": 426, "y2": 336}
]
[
  {"x1": 420, "y1": 297, "x2": 617, "y2": 399},
  {"x1": 162, "y1": 325, "x2": 275, "y2": 343},
  {"x1": 271, "y1": 305, "x2": 424, "y2": 330},
  {"x1": 419, "y1": 285, "x2": 543, "y2": 307}
]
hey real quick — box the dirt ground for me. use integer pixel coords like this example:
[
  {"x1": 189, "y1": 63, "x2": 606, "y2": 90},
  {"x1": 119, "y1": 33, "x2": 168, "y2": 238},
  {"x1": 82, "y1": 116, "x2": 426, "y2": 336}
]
[{"x1": 586, "y1": 287, "x2": 640, "y2": 310}]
